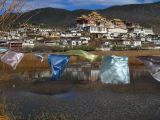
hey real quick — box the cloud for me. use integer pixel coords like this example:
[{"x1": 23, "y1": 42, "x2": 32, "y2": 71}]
[
  {"x1": 24, "y1": 0, "x2": 68, "y2": 11},
  {"x1": 143, "y1": 0, "x2": 160, "y2": 3},
  {"x1": 68, "y1": 0, "x2": 141, "y2": 6},
  {"x1": 22, "y1": 0, "x2": 160, "y2": 11}
]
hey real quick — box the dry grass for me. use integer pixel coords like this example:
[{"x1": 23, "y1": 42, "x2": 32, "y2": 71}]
[
  {"x1": 15, "y1": 113, "x2": 74, "y2": 120},
  {"x1": 0, "y1": 104, "x2": 9, "y2": 120},
  {"x1": 0, "y1": 50, "x2": 159, "y2": 70},
  {"x1": 0, "y1": 50, "x2": 159, "y2": 82},
  {"x1": 0, "y1": 104, "x2": 5, "y2": 115},
  {"x1": 92, "y1": 50, "x2": 160, "y2": 65}
]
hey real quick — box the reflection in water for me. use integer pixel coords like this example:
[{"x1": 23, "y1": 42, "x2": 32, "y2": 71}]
[
  {"x1": 0, "y1": 63, "x2": 160, "y2": 96},
  {"x1": 0, "y1": 63, "x2": 159, "y2": 85},
  {"x1": 53, "y1": 91, "x2": 78, "y2": 100},
  {"x1": 131, "y1": 66, "x2": 157, "y2": 83},
  {"x1": 0, "y1": 62, "x2": 100, "y2": 82},
  {"x1": 0, "y1": 63, "x2": 160, "y2": 119}
]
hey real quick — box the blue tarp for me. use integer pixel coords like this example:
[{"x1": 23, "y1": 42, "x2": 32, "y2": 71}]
[
  {"x1": 48, "y1": 54, "x2": 70, "y2": 80},
  {"x1": 100, "y1": 56, "x2": 130, "y2": 84}
]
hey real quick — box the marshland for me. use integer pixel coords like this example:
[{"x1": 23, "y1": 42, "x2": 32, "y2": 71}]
[{"x1": 0, "y1": 50, "x2": 160, "y2": 120}]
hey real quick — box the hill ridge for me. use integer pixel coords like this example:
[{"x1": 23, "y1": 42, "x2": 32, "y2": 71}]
[{"x1": 18, "y1": 2, "x2": 160, "y2": 33}]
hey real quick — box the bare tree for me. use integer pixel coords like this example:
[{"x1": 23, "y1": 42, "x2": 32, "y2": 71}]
[{"x1": 0, "y1": 0, "x2": 25, "y2": 31}]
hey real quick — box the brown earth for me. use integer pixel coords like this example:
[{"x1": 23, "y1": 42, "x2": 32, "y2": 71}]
[{"x1": 0, "y1": 50, "x2": 160, "y2": 70}]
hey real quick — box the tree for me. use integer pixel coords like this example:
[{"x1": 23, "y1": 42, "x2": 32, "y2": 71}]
[{"x1": 0, "y1": 0, "x2": 25, "y2": 30}]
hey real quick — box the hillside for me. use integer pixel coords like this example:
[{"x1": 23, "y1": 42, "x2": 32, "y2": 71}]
[
  {"x1": 18, "y1": 2, "x2": 160, "y2": 33},
  {"x1": 100, "y1": 2, "x2": 160, "y2": 33},
  {"x1": 18, "y1": 8, "x2": 91, "y2": 27}
]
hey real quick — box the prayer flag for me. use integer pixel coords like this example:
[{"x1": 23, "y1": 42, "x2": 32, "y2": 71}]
[
  {"x1": 48, "y1": 54, "x2": 70, "y2": 80},
  {"x1": 100, "y1": 56, "x2": 130, "y2": 84},
  {"x1": 66, "y1": 50, "x2": 98, "y2": 62},
  {"x1": 35, "y1": 53, "x2": 45, "y2": 62},
  {"x1": 1, "y1": 51, "x2": 24, "y2": 70},
  {"x1": 138, "y1": 56, "x2": 160, "y2": 82}
]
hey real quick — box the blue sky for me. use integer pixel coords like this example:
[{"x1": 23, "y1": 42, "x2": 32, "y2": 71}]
[{"x1": 24, "y1": 0, "x2": 160, "y2": 11}]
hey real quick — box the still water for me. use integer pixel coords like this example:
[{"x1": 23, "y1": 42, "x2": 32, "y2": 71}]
[
  {"x1": 0, "y1": 63, "x2": 160, "y2": 119},
  {"x1": 0, "y1": 63, "x2": 160, "y2": 95}
]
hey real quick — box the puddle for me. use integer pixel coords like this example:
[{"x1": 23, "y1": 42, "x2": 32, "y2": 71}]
[{"x1": 0, "y1": 63, "x2": 160, "y2": 119}]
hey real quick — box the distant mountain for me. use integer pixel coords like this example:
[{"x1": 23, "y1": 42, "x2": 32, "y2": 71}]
[
  {"x1": 100, "y1": 2, "x2": 160, "y2": 33},
  {"x1": 18, "y1": 8, "x2": 91, "y2": 27},
  {"x1": 18, "y1": 2, "x2": 160, "y2": 33}
]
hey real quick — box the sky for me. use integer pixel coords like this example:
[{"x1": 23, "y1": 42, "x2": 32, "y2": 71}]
[{"x1": 20, "y1": 0, "x2": 160, "y2": 11}]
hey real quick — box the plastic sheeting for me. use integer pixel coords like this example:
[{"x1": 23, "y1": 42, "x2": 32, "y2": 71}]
[
  {"x1": 0, "y1": 48, "x2": 8, "y2": 53},
  {"x1": 1, "y1": 51, "x2": 24, "y2": 70},
  {"x1": 34, "y1": 53, "x2": 46, "y2": 62},
  {"x1": 100, "y1": 56, "x2": 130, "y2": 84},
  {"x1": 138, "y1": 56, "x2": 160, "y2": 82},
  {"x1": 66, "y1": 50, "x2": 98, "y2": 62},
  {"x1": 48, "y1": 54, "x2": 70, "y2": 80}
]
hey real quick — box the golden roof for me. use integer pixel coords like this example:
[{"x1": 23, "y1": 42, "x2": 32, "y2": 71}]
[
  {"x1": 77, "y1": 11, "x2": 120, "y2": 28},
  {"x1": 77, "y1": 11, "x2": 106, "y2": 21}
]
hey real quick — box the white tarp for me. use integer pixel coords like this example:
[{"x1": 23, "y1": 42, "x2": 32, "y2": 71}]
[
  {"x1": 138, "y1": 56, "x2": 160, "y2": 82},
  {"x1": 34, "y1": 53, "x2": 45, "y2": 62},
  {"x1": 1, "y1": 51, "x2": 24, "y2": 70},
  {"x1": 100, "y1": 56, "x2": 130, "y2": 84}
]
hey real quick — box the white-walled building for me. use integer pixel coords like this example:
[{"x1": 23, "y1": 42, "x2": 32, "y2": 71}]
[
  {"x1": 130, "y1": 28, "x2": 154, "y2": 36},
  {"x1": 144, "y1": 28, "x2": 154, "y2": 35},
  {"x1": 72, "y1": 40, "x2": 82, "y2": 46},
  {"x1": 80, "y1": 37, "x2": 91, "y2": 41},
  {"x1": 60, "y1": 32, "x2": 82, "y2": 38},
  {"x1": 40, "y1": 31, "x2": 50, "y2": 37},
  {"x1": 44, "y1": 41, "x2": 59, "y2": 46},
  {"x1": 84, "y1": 26, "x2": 107, "y2": 34},
  {"x1": 71, "y1": 39, "x2": 89, "y2": 46},
  {"x1": 39, "y1": 28, "x2": 53, "y2": 32},
  {"x1": 123, "y1": 40, "x2": 131, "y2": 46},
  {"x1": 22, "y1": 42, "x2": 35, "y2": 48},
  {"x1": 132, "y1": 41, "x2": 142, "y2": 47},
  {"x1": 108, "y1": 28, "x2": 128, "y2": 35}
]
